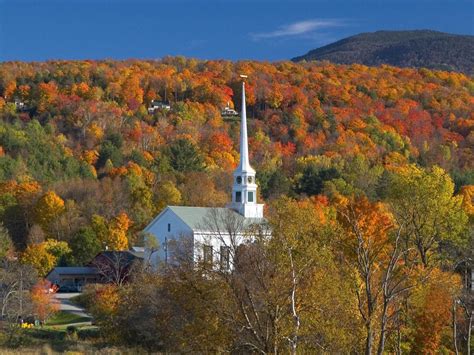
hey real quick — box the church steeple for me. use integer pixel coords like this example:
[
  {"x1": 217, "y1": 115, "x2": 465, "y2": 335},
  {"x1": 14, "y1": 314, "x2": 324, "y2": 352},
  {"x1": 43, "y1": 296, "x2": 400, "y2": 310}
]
[
  {"x1": 229, "y1": 76, "x2": 264, "y2": 218},
  {"x1": 238, "y1": 80, "x2": 254, "y2": 174}
]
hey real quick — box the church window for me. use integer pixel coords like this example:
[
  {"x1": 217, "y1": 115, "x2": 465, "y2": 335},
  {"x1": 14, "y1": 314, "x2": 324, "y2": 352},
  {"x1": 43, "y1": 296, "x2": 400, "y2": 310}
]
[
  {"x1": 236, "y1": 176, "x2": 242, "y2": 184},
  {"x1": 203, "y1": 245, "x2": 213, "y2": 265},
  {"x1": 220, "y1": 246, "x2": 230, "y2": 270},
  {"x1": 248, "y1": 191, "x2": 254, "y2": 202},
  {"x1": 247, "y1": 176, "x2": 253, "y2": 183},
  {"x1": 236, "y1": 191, "x2": 242, "y2": 202},
  {"x1": 167, "y1": 223, "x2": 171, "y2": 232}
]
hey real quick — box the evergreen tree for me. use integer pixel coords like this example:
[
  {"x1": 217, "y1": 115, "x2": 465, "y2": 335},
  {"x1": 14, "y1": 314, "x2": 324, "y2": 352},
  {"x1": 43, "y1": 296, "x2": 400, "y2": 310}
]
[{"x1": 168, "y1": 138, "x2": 205, "y2": 172}]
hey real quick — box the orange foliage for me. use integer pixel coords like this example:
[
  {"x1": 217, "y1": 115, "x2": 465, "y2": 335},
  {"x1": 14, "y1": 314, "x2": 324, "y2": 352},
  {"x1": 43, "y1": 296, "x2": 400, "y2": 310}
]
[
  {"x1": 38, "y1": 81, "x2": 59, "y2": 112},
  {"x1": 95, "y1": 284, "x2": 121, "y2": 315},
  {"x1": 412, "y1": 269, "x2": 461, "y2": 353},
  {"x1": 460, "y1": 185, "x2": 474, "y2": 215},
  {"x1": 31, "y1": 279, "x2": 60, "y2": 321},
  {"x1": 81, "y1": 150, "x2": 99, "y2": 165},
  {"x1": 337, "y1": 196, "x2": 394, "y2": 257},
  {"x1": 3, "y1": 81, "x2": 17, "y2": 100}
]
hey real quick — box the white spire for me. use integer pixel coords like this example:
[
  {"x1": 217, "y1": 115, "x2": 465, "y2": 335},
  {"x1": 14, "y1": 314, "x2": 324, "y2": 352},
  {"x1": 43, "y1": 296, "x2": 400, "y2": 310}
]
[
  {"x1": 238, "y1": 80, "x2": 255, "y2": 173},
  {"x1": 228, "y1": 76, "x2": 263, "y2": 218}
]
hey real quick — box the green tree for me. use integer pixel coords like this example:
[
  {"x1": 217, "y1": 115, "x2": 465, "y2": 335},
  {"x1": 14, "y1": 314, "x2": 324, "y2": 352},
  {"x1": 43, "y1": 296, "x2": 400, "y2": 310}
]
[
  {"x1": 43, "y1": 239, "x2": 72, "y2": 265},
  {"x1": 296, "y1": 165, "x2": 340, "y2": 196},
  {"x1": 168, "y1": 138, "x2": 204, "y2": 172},
  {"x1": 385, "y1": 165, "x2": 469, "y2": 266},
  {"x1": 69, "y1": 227, "x2": 101, "y2": 265},
  {"x1": 98, "y1": 141, "x2": 123, "y2": 168},
  {"x1": 97, "y1": 132, "x2": 124, "y2": 168}
]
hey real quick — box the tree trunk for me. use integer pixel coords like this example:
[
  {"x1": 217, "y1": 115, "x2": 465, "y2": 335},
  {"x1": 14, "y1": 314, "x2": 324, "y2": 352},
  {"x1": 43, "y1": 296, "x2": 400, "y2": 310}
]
[
  {"x1": 420, "y1": 246, "x2": 428, "y2": 267},
  {"x1": 365, "y1": 324, "x2": 373, "y2": 355},
  {"x1": 377, "y1": 302, "x2": 388, "y2": 355},
  {"x1": 288, "y1": 247, "x2": 300, "y2": 355},
  {"x1": 453, "y1": 300, "x2": 459, "y2": 355},
  {"x1": 397, "y1": 322, "x2": 402, "y2": 355},
  {"x1": 468, "y1": 311, "x2": 472, "y2": 355}
]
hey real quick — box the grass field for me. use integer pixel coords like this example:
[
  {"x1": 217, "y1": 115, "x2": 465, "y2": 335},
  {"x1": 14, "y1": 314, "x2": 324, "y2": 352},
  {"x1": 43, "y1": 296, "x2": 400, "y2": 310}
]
[
  {"x1": 45, "y1": 311, "x2": 92, "y2": 327},
  {"x1": 0, "y1": 310, "x2": 99, "y2": 353}
]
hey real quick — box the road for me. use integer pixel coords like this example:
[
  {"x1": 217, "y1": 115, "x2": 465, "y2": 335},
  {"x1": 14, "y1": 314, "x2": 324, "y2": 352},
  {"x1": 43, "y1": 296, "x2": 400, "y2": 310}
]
[{"x1": 54, "y1": 292, "x2": 92, "y2": 323}]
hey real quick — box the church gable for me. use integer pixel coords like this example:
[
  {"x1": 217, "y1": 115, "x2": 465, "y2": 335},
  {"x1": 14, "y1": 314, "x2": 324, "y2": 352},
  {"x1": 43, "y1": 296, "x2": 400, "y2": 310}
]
[{"x1": 144, "y1": 207, "x2": 194, "y2": 240}]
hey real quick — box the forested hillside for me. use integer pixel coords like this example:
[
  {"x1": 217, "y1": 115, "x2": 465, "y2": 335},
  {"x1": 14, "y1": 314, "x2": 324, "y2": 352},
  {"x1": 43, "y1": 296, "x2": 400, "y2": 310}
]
[
  {"x1": 293, "y1": 30, "x2": 474, "y2": 75},
  {"x1": 0, "y1": 58, "x2": 473, "y2": 352},
  {"x1": 0, "y1": 58, "x2": 473, "y2": 248}
]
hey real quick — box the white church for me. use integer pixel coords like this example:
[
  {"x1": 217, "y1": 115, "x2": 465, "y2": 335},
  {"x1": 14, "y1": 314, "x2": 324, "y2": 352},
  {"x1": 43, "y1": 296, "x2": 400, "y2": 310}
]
[{"x1": 144, "y1": 78, "x2": 267, "y2": 269}]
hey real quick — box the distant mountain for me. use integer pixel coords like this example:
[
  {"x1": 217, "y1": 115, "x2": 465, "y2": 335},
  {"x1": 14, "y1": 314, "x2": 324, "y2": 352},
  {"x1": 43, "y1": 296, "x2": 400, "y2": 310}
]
[{"x1": 292, "y1": 30, "x2": 474, "y2": 75}]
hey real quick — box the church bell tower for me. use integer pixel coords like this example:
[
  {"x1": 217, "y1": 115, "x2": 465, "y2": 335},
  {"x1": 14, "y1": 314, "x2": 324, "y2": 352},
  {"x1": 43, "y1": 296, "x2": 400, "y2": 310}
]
[{"x1": 229, "y1": 76, "x2": 264, "y2": 218}]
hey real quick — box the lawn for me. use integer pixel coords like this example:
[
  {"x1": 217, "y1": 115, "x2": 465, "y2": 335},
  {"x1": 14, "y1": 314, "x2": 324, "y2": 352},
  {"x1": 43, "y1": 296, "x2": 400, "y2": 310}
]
[{"x1": 45, "y1": 311, "x2": 92, "y2": 328}]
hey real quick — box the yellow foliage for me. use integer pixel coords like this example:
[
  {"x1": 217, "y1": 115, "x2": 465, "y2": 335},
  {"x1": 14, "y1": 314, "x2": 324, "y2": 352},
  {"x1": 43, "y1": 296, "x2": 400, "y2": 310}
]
[
  {"x1": 34, "y1": 191, "x2": 65, "y2": 232},
  {"x1": 142, "y1": 151, "x2": 154, "y2": 161},
  {"x1": 348, "y1": 117, "x2": 367, "y2": 130},
  {"x1": 0, "y1": 180, "x2": 41, "y2": 200},
  {"x1": 82, "y1": 150, "x2": 99, "y2": 165},
  {"x1": 127, "y1": 162, "x2": 143, "y2": 176},
  {"x1": 86, "y1": 122, "x2": 104, "y2": 140},
  {"x1": 21, "y1": 243, "x2": 56, "y2": 277},
  {"x1": 94, "y1": 284, "x2": 121, "y2": 315},
  {"x1": 460, "y1": 185, "x2": 474, "y2": 215},
  {"x1": 92, "y1": 212, "x2": 131, "y2": 251},
  {"x1": 156, "y1": 181, "x2": 182, "y2": 212},
  {"x1": 383, "y1": 151, "x2": 408, "y2": 167},
  {"x1": 63, "y1": 147, "x2": 73, "y2": 157}
]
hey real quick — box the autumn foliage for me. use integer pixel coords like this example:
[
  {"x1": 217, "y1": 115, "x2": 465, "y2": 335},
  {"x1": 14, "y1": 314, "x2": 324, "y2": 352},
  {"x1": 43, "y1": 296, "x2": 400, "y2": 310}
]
[
  {"x1": 0, "y1": 58, "x2": 471, "y2": 352},
  {"x1": 31, "y1": 279, "x2": 59, "y2": 322}
]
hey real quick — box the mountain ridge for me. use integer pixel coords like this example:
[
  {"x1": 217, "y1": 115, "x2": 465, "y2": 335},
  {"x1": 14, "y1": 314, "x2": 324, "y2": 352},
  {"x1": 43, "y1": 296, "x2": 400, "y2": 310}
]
[{"x1": 292, "y1": 30, "x2": 474, "y2": 75}]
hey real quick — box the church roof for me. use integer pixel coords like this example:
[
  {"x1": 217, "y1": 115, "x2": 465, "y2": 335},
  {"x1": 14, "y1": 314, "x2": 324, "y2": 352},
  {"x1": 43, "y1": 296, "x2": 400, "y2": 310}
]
[{"x1": 168, "y1": 206, "x2": 266, "y2": 232}]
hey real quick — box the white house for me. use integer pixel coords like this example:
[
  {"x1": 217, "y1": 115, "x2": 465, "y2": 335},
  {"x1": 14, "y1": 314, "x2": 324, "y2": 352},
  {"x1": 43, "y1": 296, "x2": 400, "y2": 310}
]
[
  {"x1": 148, "y1": 100, "x2": 171, "y2": 114},
  {"x1": 144, "y1": 79, "x2": 266, "y2": 268},
  {"x1": 221, "y1": 102, "x2": 239, "y2": 117},
  {"x1": 13, "y1": 99, "x2": 26, "y2": 111}
]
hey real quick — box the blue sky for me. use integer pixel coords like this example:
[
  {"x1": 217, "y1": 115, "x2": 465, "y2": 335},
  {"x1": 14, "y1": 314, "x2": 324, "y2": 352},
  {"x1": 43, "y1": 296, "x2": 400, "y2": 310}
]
[{"x1": 1, "y1": 0, "x2": 473, "y2": 62}]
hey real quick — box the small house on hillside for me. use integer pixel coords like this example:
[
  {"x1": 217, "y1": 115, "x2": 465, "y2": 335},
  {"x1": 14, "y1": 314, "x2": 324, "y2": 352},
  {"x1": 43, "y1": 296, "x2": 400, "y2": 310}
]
[
  {"x1": 45, "y1": 249, "x2": 145, "y2": 290},
  {"x1": 45, "y1": 267, "x2": 99, "y2": 291},
  {"x1": 148, "y1": 100, "x2": 171, "y2": 114},
  {"x1": 14, "y1": 99, "x2": 26, "y2": 111},
  {"x1": 88, "y1": 250, "x2": 144, "y2": 286},
  {"x1": 221, "y1": 102, "x2": 238, "y2": 117}
]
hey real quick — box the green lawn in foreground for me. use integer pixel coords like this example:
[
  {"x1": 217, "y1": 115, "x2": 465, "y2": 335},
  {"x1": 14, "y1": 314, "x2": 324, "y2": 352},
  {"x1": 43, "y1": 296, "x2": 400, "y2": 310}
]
[{"x1": 46, "y1": 311, "x2": 91, "y2": 326}]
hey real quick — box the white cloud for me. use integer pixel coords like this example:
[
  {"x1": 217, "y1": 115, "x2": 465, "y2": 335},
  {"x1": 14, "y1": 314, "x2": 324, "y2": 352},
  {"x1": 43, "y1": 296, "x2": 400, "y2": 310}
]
[{"x1": 251, "y1": 19, "x2": 344, "y2": 40}]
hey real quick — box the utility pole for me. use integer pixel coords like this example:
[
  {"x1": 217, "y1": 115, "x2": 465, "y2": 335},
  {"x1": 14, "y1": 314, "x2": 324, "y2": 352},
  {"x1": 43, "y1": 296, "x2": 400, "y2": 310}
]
[{"x1": 19, "y1": 267, "x2": 23, "y2": 317}]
